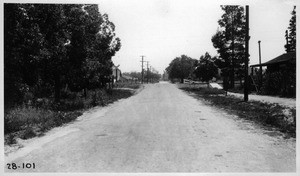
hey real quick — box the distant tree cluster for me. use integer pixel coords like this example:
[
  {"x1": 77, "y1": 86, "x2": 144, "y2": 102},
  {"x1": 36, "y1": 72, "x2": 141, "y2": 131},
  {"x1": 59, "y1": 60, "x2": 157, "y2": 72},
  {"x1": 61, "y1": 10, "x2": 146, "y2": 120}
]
[
  {"x1": 166, "y1": 55, "x2": 197, "y2": 83},
  {"x1": 4, "y1": 4, "x2": 121, "y2": 107},
  {"x1": 165, "y1": 53, "x2": 218, "y2": 84}
]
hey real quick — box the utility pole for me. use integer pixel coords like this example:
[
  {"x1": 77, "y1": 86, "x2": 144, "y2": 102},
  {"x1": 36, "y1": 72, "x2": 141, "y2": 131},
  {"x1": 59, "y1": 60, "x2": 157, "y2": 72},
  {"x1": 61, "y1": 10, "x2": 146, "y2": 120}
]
[
  {"x1": 150, "y1": 66, "x2": 152, "y2": 83},
  {"x1": 140, "y1": 56, "x2": 145, "y2": 84},
  {"x1": 244, "y1": 5, "x2": 249, "y2": 102},
  {"x1": 146, "y1": 61, "x2": 149, "y2": 84},
  {"x1": 258, "y1": 41, "x2": 263, "y2": 89}
]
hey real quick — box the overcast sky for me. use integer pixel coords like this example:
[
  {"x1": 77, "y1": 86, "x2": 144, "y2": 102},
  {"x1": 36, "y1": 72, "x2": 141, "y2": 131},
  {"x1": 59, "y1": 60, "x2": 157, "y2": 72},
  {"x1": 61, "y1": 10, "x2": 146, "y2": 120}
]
[{"x1": 97, "y1": 0, "x2": 296, "y2": 74}]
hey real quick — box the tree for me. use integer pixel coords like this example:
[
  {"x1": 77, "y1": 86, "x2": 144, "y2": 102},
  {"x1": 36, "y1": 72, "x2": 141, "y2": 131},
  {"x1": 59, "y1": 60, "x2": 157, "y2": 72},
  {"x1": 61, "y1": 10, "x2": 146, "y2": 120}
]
[
  {"x1": 194, "y1": 52, "x2": 218, "y2": 87},
  {"x1": 4, "y1": 4, "x2": 46, "y2": 107},
  {"x1": 285, "y1": 6, "x2": 296, "y2": 52},
  {"x1": 88, "y1": 13, "x2": 121, "y2": 89},
  {"x1": 31, "y1": 4, "x2": 71, "y2": 102},
  {"x1": 166, "y1": 55, "x2": 196, "y2": 83},
  {"x1": 4, "y1": 4, "x2": 122, "y2": 106},
  {"x1": 211, "y1": 6, "x2": 246, "y2": 89}
]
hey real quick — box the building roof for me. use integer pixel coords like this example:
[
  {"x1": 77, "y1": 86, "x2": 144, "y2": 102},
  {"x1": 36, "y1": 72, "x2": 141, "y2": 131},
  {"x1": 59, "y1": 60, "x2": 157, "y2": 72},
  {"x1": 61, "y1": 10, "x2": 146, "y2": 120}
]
[{"x1": 251, "y1": 52, "x2": 296, "y2": 67}]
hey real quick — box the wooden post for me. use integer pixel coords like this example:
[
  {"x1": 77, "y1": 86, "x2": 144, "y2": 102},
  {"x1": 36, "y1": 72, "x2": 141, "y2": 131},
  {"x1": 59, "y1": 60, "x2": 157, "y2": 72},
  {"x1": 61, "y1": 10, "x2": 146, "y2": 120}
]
[{"x1": 244, "y1": 5, "x2": 249, "y2": 101}]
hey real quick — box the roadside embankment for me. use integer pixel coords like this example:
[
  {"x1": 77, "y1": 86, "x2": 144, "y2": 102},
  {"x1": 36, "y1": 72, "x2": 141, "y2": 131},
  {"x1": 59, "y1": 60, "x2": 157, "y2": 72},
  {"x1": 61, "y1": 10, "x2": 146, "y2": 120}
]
[
  {"x1": 178, "y1": 84, "x2": 296, "y2": 138},
  {"x1": 4, "y1": 84, "x2": 142, "y2": 147}
]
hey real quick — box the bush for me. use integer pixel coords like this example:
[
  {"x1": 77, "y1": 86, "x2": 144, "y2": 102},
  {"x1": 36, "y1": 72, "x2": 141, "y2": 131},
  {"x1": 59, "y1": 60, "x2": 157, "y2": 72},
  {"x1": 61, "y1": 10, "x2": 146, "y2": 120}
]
[
  {"x1": 115, "y1": 82, "x2": 141, "y2": 89},
  {"x1": 261, "y1": 72, "x2": 283, "y2": 95},
  {"x1": 201, "y1": 88, "x2": 225, "y2": 95},
  {"x1": 60, "y1": 90, "x2": 78, "y2": 100},
  {"x1": 261, "y1": 71, "x2": 296, "y2": 97},
  {"x1": 4, "y1": 106, "x2": 82, "y2": 143},
  {"x1": 5, "y1": 87, "x2": 136, "y2": 145}
]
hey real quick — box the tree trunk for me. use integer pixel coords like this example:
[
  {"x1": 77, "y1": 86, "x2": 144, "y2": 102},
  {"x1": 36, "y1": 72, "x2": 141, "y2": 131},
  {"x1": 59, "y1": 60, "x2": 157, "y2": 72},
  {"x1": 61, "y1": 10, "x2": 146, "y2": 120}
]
[
  {"x1": 54, "y1": 74, "x2": 61, "y2": 102},
  {"x1": 230, "y1": 67, "x2": 235, "y2": 89},
  {"x1": 84, "y1": 88, "x2": 87, "y2": 99},
  {"x1": 240, "y1": 78, "x2": 243, "y2": 88},
  {"x1": 223, "y1": 76, "x2": 228, "y2": 91}
]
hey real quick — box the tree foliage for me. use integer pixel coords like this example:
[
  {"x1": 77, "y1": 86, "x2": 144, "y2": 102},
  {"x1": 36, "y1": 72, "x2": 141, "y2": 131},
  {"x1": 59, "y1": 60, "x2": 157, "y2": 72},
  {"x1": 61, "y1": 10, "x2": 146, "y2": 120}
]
[
  {"x1": 194, "y1": 52, "x2": 218, "y2": 83},
  {"x1": 166, "y1": 55, "x2": 196, "y2": 83},
  {"x1": 4, "y1": 4, "x2": 121, "y2": 107},
  {"x1": 211, "y1": 5, "x2": 246, "y2": 89},
  {"x1": 285, "y1": 6, "x2": 296, "y2": 52}
]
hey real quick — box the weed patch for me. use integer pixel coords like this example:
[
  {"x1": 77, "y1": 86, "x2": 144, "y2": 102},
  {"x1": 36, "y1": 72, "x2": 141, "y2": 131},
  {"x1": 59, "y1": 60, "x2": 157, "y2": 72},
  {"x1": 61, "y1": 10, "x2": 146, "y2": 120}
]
[
  {"x1": 5, "y1": 88, "x2": 136, "y2": 145},
  {"x1": 115, "y1": 82, "x2": 141, "y2": 89}
]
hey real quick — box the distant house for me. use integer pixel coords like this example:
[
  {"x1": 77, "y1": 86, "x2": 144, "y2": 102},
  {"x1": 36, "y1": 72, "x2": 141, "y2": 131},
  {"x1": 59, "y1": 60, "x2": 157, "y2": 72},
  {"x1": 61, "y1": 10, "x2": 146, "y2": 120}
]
[
  {"x1": 112, "y1": 65, "x2": 122, "y2": 83},
  {"x1": 250, "y1": 52, "x2": 296, "y2": 72},
  {"x1": 250, "y1": 52, "x2": 296, "y2": 96},
  {"x1": 120, "y1": 75, "x2": 138, "y2": 82}
]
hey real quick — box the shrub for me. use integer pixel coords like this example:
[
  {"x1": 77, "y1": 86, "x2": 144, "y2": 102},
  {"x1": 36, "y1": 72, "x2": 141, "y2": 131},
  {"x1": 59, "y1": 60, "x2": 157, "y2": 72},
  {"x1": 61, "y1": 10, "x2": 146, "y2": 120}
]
[
  {"x1": 261, "y1": 71, "x2": 296, "y2": 97},
  {"x1": 5, "y1": 87, "x2": 136, "y2": 145},
  {"x1": 200, "y1": 88, "x2": 225, "y2": 95},
  {"x1": 4, "y1": 106, "x2": 82, "y2": 139},
  {"x1": 115, "y1": 82, "x2": 141, "y2": 89},
  {"x1": 261, "y1": 72, "x2": 283, "y2": 95}
]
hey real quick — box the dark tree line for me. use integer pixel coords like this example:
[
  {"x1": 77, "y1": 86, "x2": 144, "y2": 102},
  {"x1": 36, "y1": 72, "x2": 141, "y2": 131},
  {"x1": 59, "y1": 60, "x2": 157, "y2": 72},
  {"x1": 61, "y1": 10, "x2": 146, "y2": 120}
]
[
  {"x1": 4, "y1": 4, "x2": 121, "y2": 108},
  {"x1": 165, "y1": 53, "x2": 218, "y2": 84}
]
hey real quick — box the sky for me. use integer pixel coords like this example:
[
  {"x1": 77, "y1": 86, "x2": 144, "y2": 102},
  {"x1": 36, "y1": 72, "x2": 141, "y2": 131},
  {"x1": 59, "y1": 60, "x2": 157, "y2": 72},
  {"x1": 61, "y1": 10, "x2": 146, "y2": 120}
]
[{"x1": 97, "y1": 0, "x2": 296, "y2": 74}]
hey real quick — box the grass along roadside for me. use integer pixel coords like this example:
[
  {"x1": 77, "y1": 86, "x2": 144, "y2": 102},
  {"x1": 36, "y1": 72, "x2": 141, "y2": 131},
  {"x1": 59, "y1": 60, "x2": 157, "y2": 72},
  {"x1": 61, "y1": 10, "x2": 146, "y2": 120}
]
[
  {"x1": 179, "y1": 85, "x2": 296, "y2": 138},
  {"x1": 5, "y1": 85, "x2": 141, "y2": 146}
]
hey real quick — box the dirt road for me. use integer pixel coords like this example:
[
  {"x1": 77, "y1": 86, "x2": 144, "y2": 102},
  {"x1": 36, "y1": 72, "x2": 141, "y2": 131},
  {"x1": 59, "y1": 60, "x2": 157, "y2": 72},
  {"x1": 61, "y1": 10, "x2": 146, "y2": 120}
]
[{"x1": 5, "y1": 82, "x2": 295, "y2": 172}]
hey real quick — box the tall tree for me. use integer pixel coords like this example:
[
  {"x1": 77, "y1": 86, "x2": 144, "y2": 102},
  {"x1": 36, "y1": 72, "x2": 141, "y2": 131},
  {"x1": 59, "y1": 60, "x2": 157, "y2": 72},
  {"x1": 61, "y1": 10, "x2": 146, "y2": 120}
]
[
  {"x1": 4, "y1": 4, "x2": 45, "y2": 107},
  {"x1": 211, "y1": 6, "x2": 246, "y2": 89},
  {"x1": 194, "y1": 52, "x2": 218, "y2": 87},
  {"x1": 285, "y1": 6, "x2": 296, "y2": 52},
  {"x1": 33, "y1": 4, "x2": 70, "y2": 102},
  {"x1": 65, "y1": 4, "x2": 102, "y2": 92},
  {"x1": 88, "y1": 13, "x2": 121, "y2": 89},
  {"x1": 166, "y1": 55, "x2": 196, "y2": 83}
]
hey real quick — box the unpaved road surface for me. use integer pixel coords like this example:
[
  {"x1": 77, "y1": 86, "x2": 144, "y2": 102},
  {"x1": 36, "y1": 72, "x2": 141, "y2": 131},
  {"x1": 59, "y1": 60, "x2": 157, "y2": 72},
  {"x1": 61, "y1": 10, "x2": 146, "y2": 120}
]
[{"x1": 5, "y1": 82, "x2": 295, "y2": 172}]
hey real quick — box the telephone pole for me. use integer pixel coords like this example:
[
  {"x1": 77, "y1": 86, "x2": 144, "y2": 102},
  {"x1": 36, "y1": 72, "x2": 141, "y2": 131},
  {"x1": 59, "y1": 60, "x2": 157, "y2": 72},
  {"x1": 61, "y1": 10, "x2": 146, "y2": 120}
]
[
  {"x1": 146, "y1": 61, "x2": 149, "y2": 84},
  {"x1": 150, "y1": 66, "x2": 152, "y2": 83},
  {"x1": 244, "y1": 5, "x2": 249, "y2": 102},
  {"x1": 140, "y1": 56, "x2": 146, "y2": 84}
]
